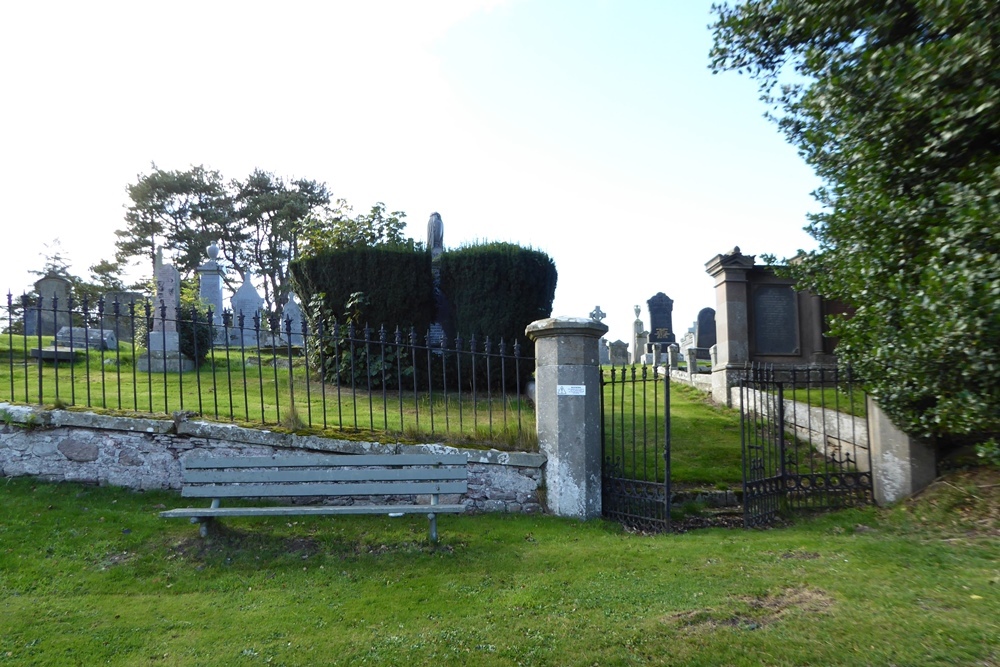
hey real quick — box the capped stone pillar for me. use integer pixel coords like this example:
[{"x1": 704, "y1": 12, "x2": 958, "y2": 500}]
[
  {"x1": 705, "y1": 247, "x2": 756, "y2": 405},
  {"x1": 526, "y1": 316, "x2": 608, "y2": 520}
]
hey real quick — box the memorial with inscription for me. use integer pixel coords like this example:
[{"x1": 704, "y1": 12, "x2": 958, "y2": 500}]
[
  {"x1": 752, "y1": 285, "x2": 799, "y2": 355},
  {"x1": 646, "y1": 292, "x2": 675, "y2": 346}
]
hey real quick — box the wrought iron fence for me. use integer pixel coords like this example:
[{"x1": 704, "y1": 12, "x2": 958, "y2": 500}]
[{"x1": 3, "y1": 293, "x2": 535, "y2": 449}]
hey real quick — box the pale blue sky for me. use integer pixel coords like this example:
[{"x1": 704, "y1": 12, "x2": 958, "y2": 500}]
[{"x1": 0, "y1": 0, "x2": 820, "y2": 347}]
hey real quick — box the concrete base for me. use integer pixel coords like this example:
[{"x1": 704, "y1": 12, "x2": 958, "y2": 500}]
[
  {"x1": 136, "y1": 351, "x2": 195, "y2": 373},
  {"x1": 867, "y1": 397, "x2": 937, "y2": 505}
]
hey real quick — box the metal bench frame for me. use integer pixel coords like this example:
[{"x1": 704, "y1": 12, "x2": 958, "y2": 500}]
[{"x1": 160, "y1": 453, "x2": 468, "y2": 543}]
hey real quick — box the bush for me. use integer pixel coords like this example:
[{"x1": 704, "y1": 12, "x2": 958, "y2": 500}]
[{"x1": 178, "y1": 304, "x2": 214, "y2": 366}]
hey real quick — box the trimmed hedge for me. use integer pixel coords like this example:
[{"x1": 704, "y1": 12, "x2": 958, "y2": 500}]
[
  {"x1": 439, "y1": 242, "x2": 557, "y2": 387},
  {"x1": 288, "y1": 246, "x2": 435, "y2": 333}
]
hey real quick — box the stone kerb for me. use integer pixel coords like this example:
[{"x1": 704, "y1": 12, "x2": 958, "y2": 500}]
[{"x1": 526, "y1": 316, "x2": 608, "y2": 520}]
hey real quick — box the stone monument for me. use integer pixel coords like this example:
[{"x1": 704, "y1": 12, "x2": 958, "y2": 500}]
[
  {"x1": 229, "y1": 271, "x2": 265, "y2": 347},
  {"x1": 281, "y1": 295, "x2": 305, "y2": 347},
  {"x1": 694, "y1": 307, "x2": 717, "y2": 360},
  {"x1": 427, "y1": 212, "x2": 444, "y2": 260},
  {"x1": 590, "y1": 305, "x2": 610, "y2": 365},
  {"x1": 646, "y1": 293, "x2": 675, "y2": 353},
  {"x1": 100, "y1": 291, "x2": 144, "y2": 342},
  {"x1": 632, "y1": 305, "x2": 648, "y2": 365},
  {"x1": 609, "y1": 340, "x2": 629, "y2": 366},
  {"x1": 25, "y1": 274, "x2": 72, "y2": 336},
  {"x1": 197, "y1": 242, "x2": 226, "y2": 342},
  {"x1": 138, "y1": 250, "x2": 194, "y2": 372}
]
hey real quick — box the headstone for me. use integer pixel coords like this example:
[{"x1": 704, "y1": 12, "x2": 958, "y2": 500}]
[
  {"x1": 56, "y1": 327, "x2": 117, "y2": 351},
  {"x1": 281, "y1": 295, "x2": 304, "y2": 346},
  {"x1": 752, "y1": 285, "x2": 799, "y2": 355},
  {"x1": 25, "y1": 275, "x2": 72, "y2": 336},
  {"x1": 609, "y1": 340, "x2": 629, "y2": 366},
  {"x1": 694, "y1": 307, "x2": 717, "y2": 352},
  {"x1": 427, "y1": 212, "x2": 444, "y2": 260},
  {"x1": 229, "y1": 271, "x2": 265, "y2": 346},
  {"x1": 646, "y1": 292, "x2": 675, "y2": 344},
  {"x1": 589, "y1": 306, "x2": 610, "y2": 365},
  {"x1": 197, "y1": 242, "x2": 226, "y2": 342},
  {"x1": 100, "y1": 291, "x2": 143, "y2": 342},
  {"x1": 138, "y1": 251, "x2": 193, "y2": 371},
  {"x1": 667, "y1": 344, "x2": 680, "y2": 370}
]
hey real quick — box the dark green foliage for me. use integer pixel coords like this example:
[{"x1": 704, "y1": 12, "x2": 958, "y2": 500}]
[
  {"x1": 711, "y1": 0, "x2": 1000, "y2": 445},
  {"x1": 177, "y1": 305, "x2": 214, "y2": 366},
  {"x1": 289, "y1": 246, "x2": 434, "y2": 333},
  {"x1": 439, "y1": 242, "x2": 557, "y2": 387}
]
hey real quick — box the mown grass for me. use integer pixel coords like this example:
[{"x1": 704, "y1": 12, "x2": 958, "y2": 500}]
[
  {"x1": 603, "y1": 368, "x2": 743, "y2": 486},
  {"x1": 0, "y1": 335, "x2": 536, "y2": 450},
  {"x1": 0, "y1": 469, "x2": 997, "y2": 666}
]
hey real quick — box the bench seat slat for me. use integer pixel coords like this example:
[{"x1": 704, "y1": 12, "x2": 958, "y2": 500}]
[
  {"x1": 183, "y1": 454, "x2": 468, "y2": 469},
  {"x1": 183, "y1": 467, "x2": 468, "y2": 484},
  {"x1": 160, "y1": 504, "x2": 467, "y2": 519},
  {"x1": 180, "y1": 480, "x2": 468, "y2": 498}
]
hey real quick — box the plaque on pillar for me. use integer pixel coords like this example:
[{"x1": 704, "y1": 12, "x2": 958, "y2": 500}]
[{"x1": 752, "y1": 285, "x2": 799, "y2": 355}]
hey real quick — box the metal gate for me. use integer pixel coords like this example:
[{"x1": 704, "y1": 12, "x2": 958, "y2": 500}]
[
  {"x1": 740, "y1": 365, "x2": 873, "y2": 527},
  {"x1": 600, "y1": 364, "x2": 671, "y2": 532}
]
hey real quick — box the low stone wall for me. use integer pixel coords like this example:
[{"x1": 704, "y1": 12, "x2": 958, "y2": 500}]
[
  {"x1": 667, "y1": 368, "x2": 713, "y2": 391},
  {"x1": 0, "y1": 403, "x2": 546, "y2": 513}
]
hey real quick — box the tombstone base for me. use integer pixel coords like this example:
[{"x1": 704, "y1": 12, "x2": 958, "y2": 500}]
[{"x1": 137, "y1": 351, "x2": 195, "y2": 373}]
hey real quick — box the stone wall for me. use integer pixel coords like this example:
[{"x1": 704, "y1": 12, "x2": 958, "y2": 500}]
[{"x1": 0, "y1": 403, "x2": 545, "y2": 513}]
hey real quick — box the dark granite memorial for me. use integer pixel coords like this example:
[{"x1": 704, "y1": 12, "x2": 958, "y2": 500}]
[
  {"x1": 752, "y1": 285, "x2": 799, "y2": 355},
  {"x1": 646, "y1": 292, "x2": 675, "y2": 345}
]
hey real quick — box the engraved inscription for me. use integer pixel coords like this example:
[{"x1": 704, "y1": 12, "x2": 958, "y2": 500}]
[{"x1": 753, "y1": 286, "x2": 799, "y2": 355}]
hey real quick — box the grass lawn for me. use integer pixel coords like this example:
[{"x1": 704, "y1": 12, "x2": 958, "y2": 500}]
[{"x1": 1, "y1": 469, "x2": 996, "y2": 666}]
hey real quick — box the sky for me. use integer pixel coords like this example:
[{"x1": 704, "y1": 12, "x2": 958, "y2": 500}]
[{"x1": 0, "y1": 0, "x2": 821, "y2": 348}]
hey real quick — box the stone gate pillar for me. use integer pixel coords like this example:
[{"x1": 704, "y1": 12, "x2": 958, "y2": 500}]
[{"x1": 526, "y1": 316, "x2": 608, "y2": 520}]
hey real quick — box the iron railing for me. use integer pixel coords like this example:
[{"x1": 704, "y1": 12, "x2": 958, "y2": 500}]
[{"x1": 3, "y1": 293, "x2": 535, "y2": 448}]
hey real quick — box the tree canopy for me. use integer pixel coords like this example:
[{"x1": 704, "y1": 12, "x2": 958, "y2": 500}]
[{"x1": 711, "y1": 0, "x2": 1000, "y2": 445}]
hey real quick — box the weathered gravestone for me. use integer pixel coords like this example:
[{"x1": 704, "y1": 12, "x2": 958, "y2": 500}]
[
  {"x1": 609, "y1": 339, "x2": 629, "y2": 366},
  {"x1": 229, "y1": 272, "x2": 265, "y2": 347},
  {"x1": 197, "y1": 242, "x2": 226, "y2": 342},
  {"x1": 137, "y1": 252, "x2": 194, "y2": 372},
  {"x1": 281, "y1": 296, "x2": 304, "y2": 347},
  {"x1": 25, "y1": 275, "x2": 72, "y2": 336},
  {"x1": 56, "y1": 326, "x2": 117, "y2": 350},
  {"x1": 590, "y1": 305, "x2": 610, "y2": 365}
]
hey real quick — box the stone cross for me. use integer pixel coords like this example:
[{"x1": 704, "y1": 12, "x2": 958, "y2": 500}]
[
  {"x1": 589, "y1": 305, "x2": 606, "y2": 322},
  {"x1": 427, "y1": 212, "x2": 444, "y2": 259}
]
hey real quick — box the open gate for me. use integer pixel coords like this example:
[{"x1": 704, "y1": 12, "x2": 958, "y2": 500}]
[
  {"x1": 600, "y1": 364, "x2": 671, "y2": 532},
  {"x1": 740, "y1": 365, "x2": 873, "y2": 527}
]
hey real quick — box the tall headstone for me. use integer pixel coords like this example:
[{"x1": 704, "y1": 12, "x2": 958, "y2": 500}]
[
  {"x1": 693, "y1": 307, "x2": 717, "y2": 360},
  {"x1": 427, "y1": 212, "x2": 444, "y2": 260},
  {"x1": 197, "y1": 242, "x2": 226, "y2": 342},
  {"x1": 632, "y1": 305, "x2": 648, "y2": 364},
  {"x1": 230, "y1": 271, "x2": 265, "y2": 346},
  {"x1": 646, "y1": 293, "x2": 675, "y2": 346},
  {"x1": 26, "y1": 275, "x2": 72, "y2": 336},
  {"x1": 138, "y1": 251, "x2": 193, "y2": 371}
]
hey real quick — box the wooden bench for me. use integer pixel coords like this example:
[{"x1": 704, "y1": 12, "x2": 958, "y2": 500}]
[{"x1": 160, "y1": 453, "x2": 468, "y2": 542}]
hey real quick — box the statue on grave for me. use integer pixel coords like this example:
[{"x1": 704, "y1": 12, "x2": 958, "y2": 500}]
[{"x1": 427, "y1": 212, "x2": 444, "y2": 257}]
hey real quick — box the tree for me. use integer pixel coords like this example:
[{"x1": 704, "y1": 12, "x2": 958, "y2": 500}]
[
  {"x1": 710, "y1": 1, "x2": 1000, "y2": 445},
  {"x1": 115, "y1": 166, "x2": 330, "y2": 313},
  {"x1": 299, "y1": 201, "x2": 411, "y2": 255}
]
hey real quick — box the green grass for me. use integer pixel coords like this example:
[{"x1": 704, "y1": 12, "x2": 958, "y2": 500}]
[
  {"x1": 785, "y1": 385, "x2": 868, "y2": 418},
  {"x1": 603, "y1": 371, "x2": 743, "y2": 486},
  {"x1": 0, "y1": 469, "x2": 997, "y2": 666},
  {"x1": 0, "y1": 335, "x2": 536, "y2": 450}
]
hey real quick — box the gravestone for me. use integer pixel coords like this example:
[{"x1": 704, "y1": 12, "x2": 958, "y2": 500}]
[
  {"x1": 56, "y1": 326, "x2": 117, "y2": 351},
  {"x1": 590, "y1": 306, "x2": 610, "y2": 365},
  {"x1": 100, "y1": 291, "x2": 143, "y2": 342},
  {"x1": 281, "y1": 295, "x2": 304, "y2": 346},
  {"x1": 25, "y1": 275, "x2": 72, "y2": 336},
  {"x1": 138, "y1": 251, "x2": 193, "y2": 371},
  {"x1": 427, "y1": 212, "x2": 444, "y2": 260},
  {"x1": 646, "y1": 292, "x2": 675, "y2": 345},
  {"x1": 609, "y1": 340, "x2": 629, "y2": 366},
  {"x1": 752, "y1": 285, "x2": 799, "y2": 355},
  {"x1": 693, "y1": 307, "x2": 716, "y2": 360},
  {"x1": 197, "y1": 242, "x2": 226, "y2": 343},
  {"x1": 229, "y1": 272, "x2": 265, "y2": 346},
  {"x1": 632, "y1": 305, "x2": 648, "y2": 364}
]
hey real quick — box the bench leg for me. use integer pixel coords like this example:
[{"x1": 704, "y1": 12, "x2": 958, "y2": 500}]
[{"x1": 427, "y1": 513, "x2": 438, "y2": 544}]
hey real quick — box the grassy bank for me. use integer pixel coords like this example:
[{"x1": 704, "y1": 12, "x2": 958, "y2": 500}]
[{"x1": 1, "y1": 469, "x2": 996, "y2": 666}]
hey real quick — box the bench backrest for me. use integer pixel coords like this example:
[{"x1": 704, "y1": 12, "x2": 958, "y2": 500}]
[{"x1": 179, "y1": 453, "x2": 468, "y2": 499}]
